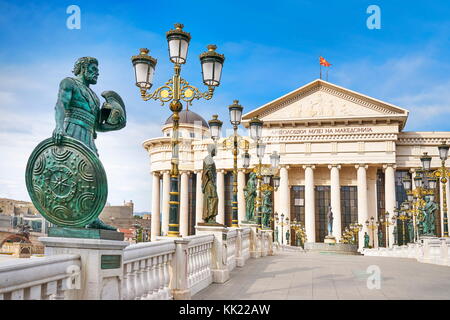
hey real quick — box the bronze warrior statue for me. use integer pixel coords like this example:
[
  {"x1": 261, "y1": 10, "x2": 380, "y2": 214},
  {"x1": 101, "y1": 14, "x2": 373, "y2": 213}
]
[
  {"x1": 202, "y1": 144, "x2": 219, "y2": 223},
  {"x1": 26, "y1": 57, "x2": 126, "y2": 231}
]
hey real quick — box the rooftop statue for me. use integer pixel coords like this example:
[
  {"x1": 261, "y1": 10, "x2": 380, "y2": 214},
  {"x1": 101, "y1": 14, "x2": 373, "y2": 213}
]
[
  {"x1": 25, "y1": 57, "x2": 126, "y2": 230},
  {"x1": 201, "y1": 144, "x2": 219, "y2": 224}
]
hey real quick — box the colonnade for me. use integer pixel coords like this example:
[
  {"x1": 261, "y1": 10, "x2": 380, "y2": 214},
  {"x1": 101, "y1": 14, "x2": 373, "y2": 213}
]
[{"x1": 150, "y1": 164, "x2": 399, "y2": 249}]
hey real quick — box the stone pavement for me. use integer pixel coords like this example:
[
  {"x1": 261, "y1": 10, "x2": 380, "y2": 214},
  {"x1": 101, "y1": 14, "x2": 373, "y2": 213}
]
[{"x1": 192, "y1": 250, "x2": 450, "y2": 300}]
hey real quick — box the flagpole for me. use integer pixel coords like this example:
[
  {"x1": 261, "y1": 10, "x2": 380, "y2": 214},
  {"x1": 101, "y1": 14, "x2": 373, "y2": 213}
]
[
  {"x1": 326, "y1": 68, "x2": 328, "y2": 81},
  {"x1": 320, "y1": 63, "x2": 322, "y2": 79}
]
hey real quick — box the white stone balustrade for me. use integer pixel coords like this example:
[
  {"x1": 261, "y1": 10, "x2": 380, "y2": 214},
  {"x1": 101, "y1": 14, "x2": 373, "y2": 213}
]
[
  {"x1": 0, "y1": 254, "x2": 81, "y2": 300},
  {"x1": 362, "y1": 238, "x2": 450, "y2": 268},
  {"x1": 122, "y1": 239, "x2": 175, "y2": 300},
  {"x1": 0, "y1": 226, "x2": 270, "y2": 300},
  {"x1": 225, "y1": 229, "x2": 237, "y2": 272},
  {"x1": 184, "y1": 234, "x2": 214, "y2": 297},
  {"x1": 235, "y1": 228, "x2": 251, "y2": 267}
]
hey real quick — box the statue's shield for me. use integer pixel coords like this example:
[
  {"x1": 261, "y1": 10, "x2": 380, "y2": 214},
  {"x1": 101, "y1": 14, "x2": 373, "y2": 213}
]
[{"x1": 25, "y1": 136, "x2": 108, "y2": 228}]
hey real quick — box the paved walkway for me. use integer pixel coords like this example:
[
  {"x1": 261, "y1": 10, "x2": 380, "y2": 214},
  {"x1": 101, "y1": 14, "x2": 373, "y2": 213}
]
[{"x1": 193, "y1": 251, "x2": 450, "y2": 300}]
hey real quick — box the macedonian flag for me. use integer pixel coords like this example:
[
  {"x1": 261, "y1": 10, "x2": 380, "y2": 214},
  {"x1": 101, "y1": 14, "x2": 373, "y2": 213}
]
[{"x1": 319, "y1": 56, "x2": 331, "y2": 67}]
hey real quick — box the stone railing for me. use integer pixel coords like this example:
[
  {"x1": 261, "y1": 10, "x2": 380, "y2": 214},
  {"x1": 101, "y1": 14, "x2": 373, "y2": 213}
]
[
  {"x1": 362, "y1": 237, "x2": 450, "y2": 267},
  {"x1": 122, "y1": 239, "x2": 175, "y2": 300},
  {"x1": 182, "y1": 234, "x2": 214, "y2": 298},
  {"x1": 225, "y1": 229, "x2": 237, "y2": 272},
  {"x1": 0, "y1": 226, "x2": 274, "y2": 300},
  {"x1": 0, "y1": 254, "x2": 81, "y2": 300}
]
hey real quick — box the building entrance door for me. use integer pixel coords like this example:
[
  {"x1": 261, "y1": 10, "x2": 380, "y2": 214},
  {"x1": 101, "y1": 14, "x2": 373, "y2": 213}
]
[{"x1": 315, "y1": 186, "x2": 330, "y2": 242}]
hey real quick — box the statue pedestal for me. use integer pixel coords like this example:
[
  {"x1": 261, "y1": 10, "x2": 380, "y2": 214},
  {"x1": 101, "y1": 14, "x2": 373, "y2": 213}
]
[
  {"x1": 39, "y1": 236, "x2": 129, "y2": 300},
  {"x1": 240, "y1": 223, "x2": 260, "y2": 258},
  {"x1": 48, "y1": 227, "x2": 124, "y2": 241},
  {"x1": 324, "y1": 235, "x2": 336, "y2": 244},
  {"x1": 195, "y1": 225, "x2": 229, "y2": 284}
]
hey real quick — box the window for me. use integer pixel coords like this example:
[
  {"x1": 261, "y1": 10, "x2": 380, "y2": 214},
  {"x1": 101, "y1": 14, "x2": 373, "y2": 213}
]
[
  {"x1": 290, "y1": 186, "x2": 305, "y2": 224},
  {"x1": 341, "y1": 186, "x2": 358, "y2": 231},
  {"x1": 315, "y1": 186, "x2": 330, "y2": 242}
]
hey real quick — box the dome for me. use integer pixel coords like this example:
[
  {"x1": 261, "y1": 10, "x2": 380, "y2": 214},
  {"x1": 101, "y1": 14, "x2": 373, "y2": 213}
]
[{"x1": 164, "y1": 109, "x2": 209, "y2": 128}]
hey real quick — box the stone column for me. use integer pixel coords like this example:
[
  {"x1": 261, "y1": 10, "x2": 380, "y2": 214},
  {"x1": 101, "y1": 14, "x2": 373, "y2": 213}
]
[
  {"x1": 356, "y1": 164, "x2": 369, "y2": 250},
  {"x1": 279, "y1": 166, "x2": 290, "y2": 243},
  {"x1": 329, "y1": 165, "x2": 342, "y2": 241},
  {"x1": 151, "y1": 171, "x2": 161, "y2": 241},
  {"x1": 384, "y1": 164, "x2": 396, "y2": 247},
  {"x1": 237, "y1": 169, "x2": 246, "y2": 224},
  {"x1": 303, "y1": 165, "x2": 315, "y2": 243},
  {"x1": 217, "y1": 170, "x2": 225, "y2": 225},
  {"x1": 195, "y1": 171, "x2": 203, "y2": 226},
  {"x1": 179, "y1": 171, "x2": 190, "y2": 237},
  {"x1": 161, "y1": 171, "x2": 171, "y2": 236}
]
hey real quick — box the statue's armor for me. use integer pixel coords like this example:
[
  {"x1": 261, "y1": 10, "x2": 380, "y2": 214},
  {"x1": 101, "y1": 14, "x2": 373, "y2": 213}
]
[{"x1": 63, "y1": 77, "x2": 100, "y2": 154}]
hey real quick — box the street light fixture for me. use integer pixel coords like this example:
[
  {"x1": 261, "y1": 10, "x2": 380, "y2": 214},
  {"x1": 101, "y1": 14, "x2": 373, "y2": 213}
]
[
  {"x1": 208, "y1": 114, "x2": 223, "y2": 141},
  {"x1": 131, "y1": 23, "x2": 225, "y2": 237},
  {"x1": 215, "y1": 101, "x2": 250, "y2": 227}
]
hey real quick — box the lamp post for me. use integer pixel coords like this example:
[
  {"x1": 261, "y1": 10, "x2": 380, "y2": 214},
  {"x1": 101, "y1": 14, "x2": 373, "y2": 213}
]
[
  {"x1": 276, "y1": 213, "x2": 289, "y2": 245},
  {"x1": 215, "y1": 101, "x2": 250, "y2": 227},
  {"x1": 393, "y1": 204, "x2": 411, "y2": 245},
  {"x1": 426, "y1": 142, "x2": 450, "y2": 236},
  {"x1": 349, "y1": 223, "x2": 363, "y2": 246},
  {"x1": 379, "y1": 211, "x2": 395, "y2": 247},
  {"x1": 249, "y1": 117, "x2": 264, "y2": 229},
  {"x1": 365, "y1": 216, "x2": 377, "y2": 248},
  {"x1": 131, "y1": 24, "x2": 225, "y2": 237}
]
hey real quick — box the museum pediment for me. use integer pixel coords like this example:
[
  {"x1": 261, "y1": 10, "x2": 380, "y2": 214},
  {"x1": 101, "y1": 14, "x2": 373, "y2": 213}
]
[{"x1": 242, "y1": 79, "x2": 409, "y2": 128}]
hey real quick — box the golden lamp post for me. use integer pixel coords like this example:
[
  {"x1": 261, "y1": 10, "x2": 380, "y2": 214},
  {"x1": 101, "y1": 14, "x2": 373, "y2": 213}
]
[
  {"x1": 379, "y1": 211, "x2": 395, "y2": 247},
  {"x1": 248, "y1": 116, "x2": 281, "y2": 230},
  {"x1": 131, "y1": 23, "x2": 225, "y2": 237},
  {"x1": 365, "y1": 216, "x2": 378, "y2": 248},
  {"x1": 275, "y1": 213, "x2": 290, "y2": 245},
  {"x1": 208, "y1": 102, "x2": 251, "y2": 227}
]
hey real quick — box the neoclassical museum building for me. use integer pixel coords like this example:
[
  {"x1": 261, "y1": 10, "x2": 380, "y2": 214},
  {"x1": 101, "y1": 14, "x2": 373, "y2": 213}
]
[{"x1": 144, "y1": 79, "x2": 450, "y2": 248}]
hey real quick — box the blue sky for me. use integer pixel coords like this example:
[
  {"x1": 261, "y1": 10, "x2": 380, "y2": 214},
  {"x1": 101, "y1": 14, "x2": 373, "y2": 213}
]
[{"x1": 1, "y1": 0, "x2": 449, "y2": 212}]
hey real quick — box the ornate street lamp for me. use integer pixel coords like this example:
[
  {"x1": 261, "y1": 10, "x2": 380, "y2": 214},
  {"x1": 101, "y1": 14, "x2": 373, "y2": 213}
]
[
  {"x1": 430, "y1": 142, "x2": 450, "y2": 236},
  {"x1": 420, "y1": 152, "x2": 432, "y2": 172},
  {"x1": 218, "y1": 101, "x2": 250, "y2": 227},
  {"x1": 208, "y1": 114, "x2": 223, "y2": 141},
  {"x1": 131, "y1": 23, "x2": 225, "y2": 237}
]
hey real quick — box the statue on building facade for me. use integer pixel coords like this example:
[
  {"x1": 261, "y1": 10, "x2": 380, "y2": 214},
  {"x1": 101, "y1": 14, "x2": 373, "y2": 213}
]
[
  {"x1": 244, "y1": 172, "x2": 257, "y2": 222},
  {"x1": 407, "y1": 220, "x2": 415, "y2": 243},
  {"x1": 25, "y1": 57, "x2": 126, "y2": 231},
  {"x1": 201, "y1": 144, "x2": 219, "y2": 224},
  {"x1": 393, "y1": 225, "x2": 398, "y2": 245},
  {"x1": 378, "y1": 228, "x2": 384, "y2": 247},
  {"x1": 261, "y1": 189, "x2": 272, "y2": 229},
  {"x1": 327, "y1": 205, "x2": 333, "y2": 236},
  {"x1": 422, "y1": 195, "x2": 437, "y2": 236},
  {"x1": 364, "y1": 232, "x2": 370, "y2": 248}
]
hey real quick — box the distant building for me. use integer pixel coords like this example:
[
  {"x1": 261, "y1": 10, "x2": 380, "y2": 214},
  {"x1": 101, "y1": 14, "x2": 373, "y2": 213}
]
[
  {"x1": 0, "y1": 198, "x2": 39, "y2": 216},
  {"x1": 99, "y1": 200, "x2": 151, "y2": 232}
]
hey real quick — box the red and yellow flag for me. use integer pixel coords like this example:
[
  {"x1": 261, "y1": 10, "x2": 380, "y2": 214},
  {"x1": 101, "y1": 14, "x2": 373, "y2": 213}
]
[{"x1": 319, "y1": 56, "x2": 331, "y2": 67}]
